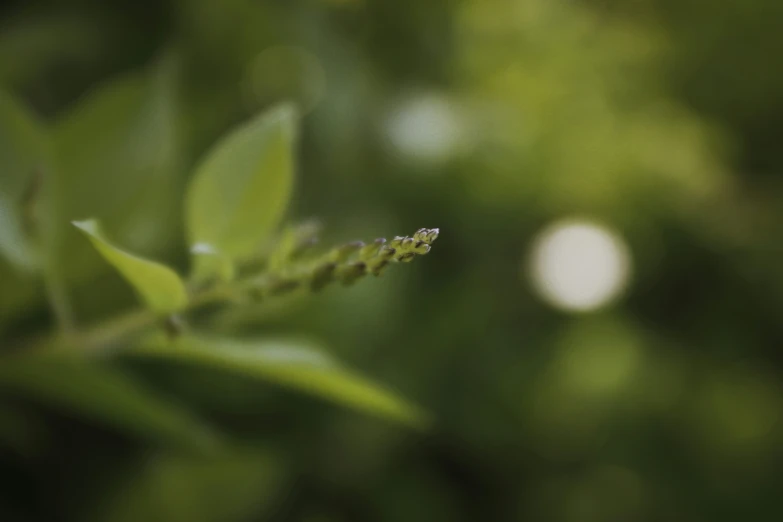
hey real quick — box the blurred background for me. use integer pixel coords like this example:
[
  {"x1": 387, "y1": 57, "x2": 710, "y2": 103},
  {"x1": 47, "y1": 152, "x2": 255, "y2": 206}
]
[{"x1": 2, "y1": 0, "x2": 783, "y2": 520}]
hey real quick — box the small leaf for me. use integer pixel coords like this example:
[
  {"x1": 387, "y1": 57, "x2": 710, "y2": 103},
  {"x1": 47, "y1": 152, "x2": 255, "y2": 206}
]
[
  {"x1": 185, "y1": 104, "x2": 297, "y2": 274},
  {"x1": 132, "y1": 335, "x2": 429, "y2": 429},
  {"x1": 0, "y1": 350, "x2": 216, "y2": 449},
  {"x1": 73, "y1": 219, "x2": 187, "y2": 314}
]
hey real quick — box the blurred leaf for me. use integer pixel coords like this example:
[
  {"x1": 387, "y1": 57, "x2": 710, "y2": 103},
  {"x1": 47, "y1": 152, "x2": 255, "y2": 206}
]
[
  {"x1": 185, "y1": 104, "x2": 296, "y2": 276},
  {"x1": 0, "y1": 350, "x2": 216, "y2": 449},
  {"x1": 49, "y1": 56, "x2": 181, "y2": 286},
  {"x1": 133, "y1": 335, "x2": 429, "y2": 428},
  {"x1": 90, "y1": 448, "x2": 285, "y2": 522},
  {"x1": 0, "y1": 90, "x2": 49, "y2": 271},
  {"x1": 72, "y1": 219, "x2": 187, "y2": 314}
]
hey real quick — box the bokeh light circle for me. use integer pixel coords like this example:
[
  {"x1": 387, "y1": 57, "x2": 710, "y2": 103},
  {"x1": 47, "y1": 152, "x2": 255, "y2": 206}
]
[
  {"x1": 383, "y1": 91, "x2": 466, "y2": 166},
  {"x1": 528, "y1": 219, "x2": 631, "y2": 312}
]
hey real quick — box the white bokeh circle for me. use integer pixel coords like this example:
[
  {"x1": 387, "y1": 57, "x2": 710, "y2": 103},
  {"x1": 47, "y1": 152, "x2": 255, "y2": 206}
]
[
  {"x1": 383, "y1": 91, "x2": 465, "y2": 166},
  {"x1": 529, "y1": 219, "x2": 631, "y2": 312}
]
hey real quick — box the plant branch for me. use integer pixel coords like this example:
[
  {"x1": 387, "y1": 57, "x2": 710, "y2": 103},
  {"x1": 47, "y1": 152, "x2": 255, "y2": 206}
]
[{"x1": 25, "y1": 227, "x2": 440, "y2": 356}]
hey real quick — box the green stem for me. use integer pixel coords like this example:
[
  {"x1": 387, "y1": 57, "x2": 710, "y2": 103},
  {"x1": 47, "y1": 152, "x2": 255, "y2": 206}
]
[
  {"x1": 77, "y1": 284, "x2": 237, "y2": 353},
  {"x1": 23, "y1": 227, "x2": 438, "y2": 355}
]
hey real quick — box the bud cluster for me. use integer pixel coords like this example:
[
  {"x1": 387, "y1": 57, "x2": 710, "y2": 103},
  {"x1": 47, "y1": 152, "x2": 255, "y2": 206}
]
[{"x1": 248, "y1": 227, "x2": 439, "y2": 298}]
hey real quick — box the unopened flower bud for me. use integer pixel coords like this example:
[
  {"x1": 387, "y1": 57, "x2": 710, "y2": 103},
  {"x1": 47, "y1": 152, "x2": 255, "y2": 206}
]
[
  {"x1": 412, "y1": 240, "x2": 431, "y2": 254},
  {"x1": 390, "y1": 236, "x2": 405, "y2": 249},
  {"x1": 330, "y1": 241, "x2": 365, "y2": 262},
  {"x1": 337, "y1": 261, "x2": 367, "y2": 286},
  {"x1": 368, "y1": 258, "x2": 389, "y2": 276},
  {"x1": 401, "y1": 237, "x2": 415, "y2": 250},
  {"x1": 424, "y1": 228, "x2": 440, "y2": 243},
  {"x1": 378, "y1": 246, "x2": 397, "y2": 260},
  {"x1": 310, "y1": 262, "x2": 337, "y2": 292},
  {"x1": 360, "y1": 238, "x2": 386, "y2": 260}
]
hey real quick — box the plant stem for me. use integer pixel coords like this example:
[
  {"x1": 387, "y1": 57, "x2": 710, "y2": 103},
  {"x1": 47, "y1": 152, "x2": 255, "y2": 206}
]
[
  {"x1": 76, "y1": 284, "x2": 237, "y2": 353},
  {"x1": 79, "y1": 308, "x2": 157, "y2": 351}
]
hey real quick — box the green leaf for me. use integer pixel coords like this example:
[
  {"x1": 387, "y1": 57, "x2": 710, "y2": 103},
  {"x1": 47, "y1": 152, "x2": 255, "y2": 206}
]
[
  {"x1": 73, "y1": 219, "x2": 188, "y2": 314},
  {"x1": 0, "y1": 90, "x2": 49, "y2": 270},
  {"x1": 0, "y1": 350, "x2": 216, "y2": 449},
  {"x1": 133, "y1": 335, "x2": 430, "y2": 429},
  {"x1": 185, "y1": 104, "x2": 297, "y2": 274},
  {"x1": 48, "y1": 56, "x2": 181, "y2": 286}
]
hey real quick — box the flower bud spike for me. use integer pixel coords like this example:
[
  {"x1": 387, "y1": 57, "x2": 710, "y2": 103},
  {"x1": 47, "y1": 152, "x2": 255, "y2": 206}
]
[{"x1": 248, "y1": 226, "x2": 438, "y2": 297}]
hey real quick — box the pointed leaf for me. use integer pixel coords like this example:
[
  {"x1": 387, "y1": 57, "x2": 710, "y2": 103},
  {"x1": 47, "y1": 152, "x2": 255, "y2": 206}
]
[
  {"x1": 0, "y1": 350, "x2": 216, "y2": 449},
  {"x1": 73, "y1": 219, "x2": 187, "y2": 313},
  {"x1": 133, "y1": 335, "x2": 429, "y2": 429},
  {"x1": 185, "y1": 104, "x2": 296, "y2": 273}
]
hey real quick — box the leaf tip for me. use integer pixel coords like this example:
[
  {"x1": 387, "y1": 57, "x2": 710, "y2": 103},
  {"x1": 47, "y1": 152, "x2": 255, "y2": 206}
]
[
  {"x1": 71, "y1": 218, "x2": 100, "y2": 235},
  {"x1": 264, "y1": 102, "x2": 299, "y2": 138}
]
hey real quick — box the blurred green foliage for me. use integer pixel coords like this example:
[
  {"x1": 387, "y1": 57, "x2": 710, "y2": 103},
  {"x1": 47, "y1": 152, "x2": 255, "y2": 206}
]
[{"x1": 2, "y1": 0, "x2": 783, "y2": 521}]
